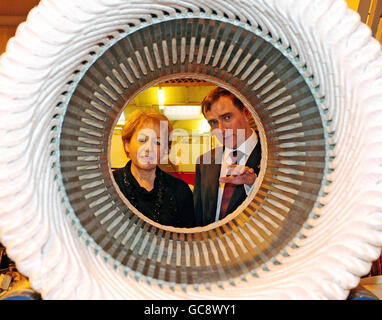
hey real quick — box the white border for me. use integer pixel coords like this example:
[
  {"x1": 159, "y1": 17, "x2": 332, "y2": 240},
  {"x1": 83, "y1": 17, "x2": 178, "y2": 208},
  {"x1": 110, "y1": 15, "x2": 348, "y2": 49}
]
[{"x1": 0, "y1": 0, "x2": 381, "y2": 299}]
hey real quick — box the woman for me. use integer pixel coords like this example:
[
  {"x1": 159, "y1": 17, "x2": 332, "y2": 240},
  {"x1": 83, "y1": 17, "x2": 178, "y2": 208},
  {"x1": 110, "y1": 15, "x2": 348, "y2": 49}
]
[{"x1": 113, "y1": 109, "x2": 195, "y2": 228}]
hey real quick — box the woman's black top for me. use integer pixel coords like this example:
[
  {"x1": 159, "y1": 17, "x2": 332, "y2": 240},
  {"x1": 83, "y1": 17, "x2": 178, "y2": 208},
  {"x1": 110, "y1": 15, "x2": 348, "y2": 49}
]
[{"x1": 113, "y1": 161, "x2": 195, "y2": 228}]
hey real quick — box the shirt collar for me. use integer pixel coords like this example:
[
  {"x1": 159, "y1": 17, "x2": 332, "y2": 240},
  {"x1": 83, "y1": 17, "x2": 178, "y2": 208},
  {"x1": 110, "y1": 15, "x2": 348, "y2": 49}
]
[{"x1": 225, "y1": 129, "x2": 258, "y2": 158}]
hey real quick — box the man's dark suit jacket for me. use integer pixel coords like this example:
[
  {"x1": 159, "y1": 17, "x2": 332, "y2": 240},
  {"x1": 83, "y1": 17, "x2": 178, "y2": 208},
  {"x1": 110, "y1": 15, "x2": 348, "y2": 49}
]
[{"x1": 193, "y1": 141, "x2": 261, "y2": 227}]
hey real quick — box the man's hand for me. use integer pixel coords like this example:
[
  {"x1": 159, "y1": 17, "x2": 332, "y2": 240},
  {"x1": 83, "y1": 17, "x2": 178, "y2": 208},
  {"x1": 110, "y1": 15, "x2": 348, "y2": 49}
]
[{"x1": 219, "y1": 165, "x2": 257, "y2": 186}]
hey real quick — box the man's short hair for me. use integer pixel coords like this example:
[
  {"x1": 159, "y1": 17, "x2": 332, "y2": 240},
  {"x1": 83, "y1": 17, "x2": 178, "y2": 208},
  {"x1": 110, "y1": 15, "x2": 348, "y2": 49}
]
[{"x1": 201, "y1": 87, "x2": 245, "y2": 116}]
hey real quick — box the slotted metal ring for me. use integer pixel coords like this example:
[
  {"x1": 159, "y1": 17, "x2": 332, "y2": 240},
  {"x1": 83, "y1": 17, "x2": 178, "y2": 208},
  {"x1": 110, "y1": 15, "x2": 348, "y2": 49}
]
[{"x1": 59, "y1": 17, "x2": 327, "y2": 286}]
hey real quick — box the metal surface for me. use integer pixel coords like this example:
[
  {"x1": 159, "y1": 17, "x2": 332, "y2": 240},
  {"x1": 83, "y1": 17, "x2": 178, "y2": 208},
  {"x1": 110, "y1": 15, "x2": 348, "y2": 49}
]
[{"x1": 59, "y1": 17, "x2": 326, "y2": 286}]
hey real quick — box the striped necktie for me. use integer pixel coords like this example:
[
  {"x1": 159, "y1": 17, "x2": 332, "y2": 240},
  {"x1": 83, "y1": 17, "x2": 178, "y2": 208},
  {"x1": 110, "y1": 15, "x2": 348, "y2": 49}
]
[{"x1": 219, "y1": 150, "x2": 242, "y2": 220}]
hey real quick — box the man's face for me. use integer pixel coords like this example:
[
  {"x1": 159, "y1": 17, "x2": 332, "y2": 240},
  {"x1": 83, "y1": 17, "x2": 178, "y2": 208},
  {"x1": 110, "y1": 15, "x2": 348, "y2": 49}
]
[{"x1": 204, "y1": 96, "x2": 252, "y2": 149}]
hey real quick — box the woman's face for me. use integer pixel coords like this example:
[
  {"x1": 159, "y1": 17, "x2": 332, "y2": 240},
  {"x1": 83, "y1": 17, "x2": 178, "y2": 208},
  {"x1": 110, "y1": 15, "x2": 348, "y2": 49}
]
[{"x1": 125, "y1": 121, "x2": 168, "y2": 171}]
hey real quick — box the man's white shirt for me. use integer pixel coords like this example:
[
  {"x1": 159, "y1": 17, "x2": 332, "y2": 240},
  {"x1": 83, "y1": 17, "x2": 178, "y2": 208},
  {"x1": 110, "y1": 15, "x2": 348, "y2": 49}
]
[{"x1": 214, "y1": 130, "x2": 258, "y2": 222}]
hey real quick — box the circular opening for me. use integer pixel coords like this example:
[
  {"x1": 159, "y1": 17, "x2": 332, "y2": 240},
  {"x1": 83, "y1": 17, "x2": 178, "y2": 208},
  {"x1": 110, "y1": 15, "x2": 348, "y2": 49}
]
[{"x1": 108, "y1": 76, "x2": 266, "y2": 231}]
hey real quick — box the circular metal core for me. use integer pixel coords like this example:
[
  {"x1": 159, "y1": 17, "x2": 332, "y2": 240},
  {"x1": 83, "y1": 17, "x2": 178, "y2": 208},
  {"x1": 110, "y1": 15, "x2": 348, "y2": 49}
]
[{"x1": 59, "y1": 17, "x2": 326, "y2": 285}]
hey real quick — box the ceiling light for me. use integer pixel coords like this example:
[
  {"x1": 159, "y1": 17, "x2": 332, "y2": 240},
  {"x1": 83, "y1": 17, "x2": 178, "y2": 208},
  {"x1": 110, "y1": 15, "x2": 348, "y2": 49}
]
[
  {"x1": 163, "y1": 105, "x2": 201, "y2": 120},
  {"x1": 158, "y1": 87, "x2": 165, "y2": 108}
]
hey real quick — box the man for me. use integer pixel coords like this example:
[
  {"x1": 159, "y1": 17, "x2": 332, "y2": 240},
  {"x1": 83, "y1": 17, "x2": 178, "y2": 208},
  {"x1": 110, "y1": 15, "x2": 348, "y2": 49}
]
[{"x1": 193, "y1": 87, "x2": 261, "y2": 226}]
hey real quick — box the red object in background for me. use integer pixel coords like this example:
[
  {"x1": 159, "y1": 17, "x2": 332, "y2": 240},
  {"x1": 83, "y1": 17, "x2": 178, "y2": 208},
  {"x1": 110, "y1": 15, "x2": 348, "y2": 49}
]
[
  {"x1": 168, "y1": 172, "x2": 195, "y2": 186},
  {"x1": 364, "y1": 250, "x2": 382, "y2": 278}
]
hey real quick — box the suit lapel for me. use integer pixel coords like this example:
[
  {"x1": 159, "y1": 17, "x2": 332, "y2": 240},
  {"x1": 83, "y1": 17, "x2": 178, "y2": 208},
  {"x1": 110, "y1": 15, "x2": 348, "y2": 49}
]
[
  {"x1": 226, "y1": 142, "x2": 262, "y2": 214},
  {"x1": 202, "y1": 147, "x2": 223, "y2": 225},
  {"x1": 245, "y1": 142, "x2": 261, "y2": 175}
]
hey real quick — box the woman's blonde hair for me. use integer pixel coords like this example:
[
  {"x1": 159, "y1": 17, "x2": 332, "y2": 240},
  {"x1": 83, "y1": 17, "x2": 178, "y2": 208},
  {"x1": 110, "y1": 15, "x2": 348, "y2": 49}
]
[{"x1": 121, "y1": 108, "x2": 173, "y2": 157}]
